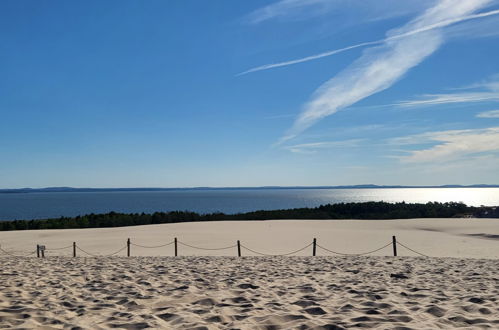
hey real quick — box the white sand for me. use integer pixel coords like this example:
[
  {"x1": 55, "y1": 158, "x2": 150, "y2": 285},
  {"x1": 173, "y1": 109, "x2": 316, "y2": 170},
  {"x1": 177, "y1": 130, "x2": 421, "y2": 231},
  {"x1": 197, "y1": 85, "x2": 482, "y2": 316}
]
[
  {"x1": 0, "y1": 218, "x2": 498, "y2": 258},
  {"x1": 0, "y1": 256, "x2": 497, "y2": 329},
  {"x1": 0, "y1": 219, "x2": 498, "y2": 329}
]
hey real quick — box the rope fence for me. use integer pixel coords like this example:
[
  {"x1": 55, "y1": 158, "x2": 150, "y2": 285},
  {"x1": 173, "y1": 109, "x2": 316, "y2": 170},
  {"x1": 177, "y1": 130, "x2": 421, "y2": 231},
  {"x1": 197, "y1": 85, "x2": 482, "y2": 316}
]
[
  {"x1": 0, "y1": 246, "x2": 37, "y2": 257},
  {"x1": 76, "y1": 245, "x2": 128, "y2": 257},
  {"x1": 177, "y1": 241, "x2": 237, "y2": 251},
  {"x1": 240, "y1": 242, "x2": 313, "y2": 256},
  {"x1": 316, "y1": 241, "x2": 393, "y2": 256},
  {"x1": 0, "y1": 236, "x2": 432, "y2": 258},
  {"x1": 396, "y1": 240, "x2": 430, "y2": 257},
  {"x1": 45, "y1": 244, "x2": 73, "y2": 251},
  {"x1": 130, "y1": 241, "x2": 175, "y2": 249}
]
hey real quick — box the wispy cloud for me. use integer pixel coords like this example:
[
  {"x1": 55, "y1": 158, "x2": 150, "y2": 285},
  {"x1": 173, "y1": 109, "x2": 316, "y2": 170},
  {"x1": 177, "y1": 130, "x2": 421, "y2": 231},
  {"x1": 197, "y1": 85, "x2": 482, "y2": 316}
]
[
  {"x1": 246, "y1": 0, "x2": 434, "y2": 25},
  {"x1": 392, "y1": 127, "x2": 499, "y2": 163},
  {"x1": 278, "y1": 0, "x2": 493, "y2": 143},
  {"x1": 397, "y1": 75, "x2": 499, "y2": 107},
  {"x1": 264, "y1": 113, "x2": 297, "y2": 120},
  {"x1": 246, "y1": 0, "x2": 332, "y2": 24},
  {"x1": 397, "y1": 92, "x2": 499, "y2": 107},
  {"x1": 477, "y1": 109, "x2": 499, "y2": 118},
  {"x1": 240, "y1": 7, "x2": 499, "y2": 75},
  {"x1": 285, "y1": 139, "x2": 363, "y2": 153}
]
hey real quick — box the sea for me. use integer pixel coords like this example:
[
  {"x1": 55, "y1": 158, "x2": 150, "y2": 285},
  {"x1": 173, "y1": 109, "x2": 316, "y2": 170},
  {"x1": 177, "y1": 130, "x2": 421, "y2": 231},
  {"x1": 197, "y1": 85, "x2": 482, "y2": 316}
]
[
  {"x1": 0, "y1": 188, "x2": 499, "y2": 220},
  {"x1": 0, "y1": 188, "x2": 498, "y2": 221}
]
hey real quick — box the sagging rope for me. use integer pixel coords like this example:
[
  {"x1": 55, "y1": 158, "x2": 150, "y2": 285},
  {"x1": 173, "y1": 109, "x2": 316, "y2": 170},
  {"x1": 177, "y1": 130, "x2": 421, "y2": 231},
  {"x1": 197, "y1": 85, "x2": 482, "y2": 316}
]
[
  {"x1": 241, "y1": 242, "x2": 313, "y2": 256},
  {"x1": 0, "y1": 246, "x2": 37, "y2": 257},
  {"x1": 397, "y1": 241, "x2": 430, "y2": 257},
  {"x1": 316, "y1": 242, "x2": 393, "y2": 256},
  {"x1": 178, "y1": 241, "x2": 237, "y2": 251},
  {"x1": 76, "y1": 245, "x2": 127, "y2": 257},
  {"x1": 130, "y1": 241, "x2": 175, "y2": 249},
  {"x1": 45, "y1": 245, "x2": 73, "y2": 251}
]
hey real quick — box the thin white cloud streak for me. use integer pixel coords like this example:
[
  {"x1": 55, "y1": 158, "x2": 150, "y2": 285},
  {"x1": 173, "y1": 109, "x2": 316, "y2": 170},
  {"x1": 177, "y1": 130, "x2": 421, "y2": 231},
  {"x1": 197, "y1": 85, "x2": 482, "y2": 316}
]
[
  {"x1": 390, "y1": 128, "x2": 474, "y2": 145},
  {"x1": 278, "y1": 0, "x2": 493, "y2": 144},
  {"x1": 285, "y1": 139, "x2": 363, "y2": 153},
  {"x1": 393, "y1": 127, "x2": 499, "y2": 163},
  {"x1": 397, "y1": 76, "x2": 499, "y2": 107},
  {"x1": 477, "y1": 109, "x2": 499, "y2": 118},
  {"x1": 397, "y1": 92, "x2": 499, "y2": 106},
  {"x1": 247, "y1": 0, "x2": 331, "y2": 24},
  {"x1": 247, "y1": 0, "x2": 435, "y2": 25},
  {"x1": 238, "y1": 40, "x2": 381, "y2": 76},
  {"x1": 458, "y1": 75, "x2": 499, "y2": 91},
  {"x1": 446, "y1": 10, "x2": 499, "y2": 39},
  {"x1": 240, "y1": 8, "x2": 499, "y2": 76},
  {"x1": 265, "y1": 113, "x2": 296, "y2": 120}
]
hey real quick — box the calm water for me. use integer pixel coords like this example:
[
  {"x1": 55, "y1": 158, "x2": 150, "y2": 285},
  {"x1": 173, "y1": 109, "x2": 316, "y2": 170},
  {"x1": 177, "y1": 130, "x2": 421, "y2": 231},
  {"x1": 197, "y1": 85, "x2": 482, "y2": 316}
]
[{"x1": 0, "y1": 188, "x2": 498, "y2": 221}]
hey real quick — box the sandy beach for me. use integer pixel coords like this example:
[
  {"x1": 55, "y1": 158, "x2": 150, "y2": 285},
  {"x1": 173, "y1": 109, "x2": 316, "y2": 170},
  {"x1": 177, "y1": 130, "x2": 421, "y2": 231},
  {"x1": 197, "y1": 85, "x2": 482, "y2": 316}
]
[
  {"x1": 4, "y1": 0, "x2": 499, "y2": 328},
  {"x1": 0, "y1": 256, "x2": 497, "y2": 329},
  {"x1": 0, "y1": 218, "x2": 498, "y2": 258},
  {"x1": 0, "y1": 219, "x2": 498, "y2": 329}
]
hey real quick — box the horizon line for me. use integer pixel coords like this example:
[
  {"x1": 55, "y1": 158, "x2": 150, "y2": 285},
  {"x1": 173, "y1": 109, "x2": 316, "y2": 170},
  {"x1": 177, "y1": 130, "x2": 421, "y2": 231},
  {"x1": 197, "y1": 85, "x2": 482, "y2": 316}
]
[{"x1": 1, "y1": 184, "x2": 499, "y2": 191}]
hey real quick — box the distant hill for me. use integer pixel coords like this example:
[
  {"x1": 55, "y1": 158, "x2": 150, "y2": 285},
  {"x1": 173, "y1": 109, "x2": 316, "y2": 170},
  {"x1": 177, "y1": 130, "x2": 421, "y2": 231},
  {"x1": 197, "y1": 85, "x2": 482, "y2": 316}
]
[{"x1": 1, "y1": 184, "x2": 498, "y2": 194}]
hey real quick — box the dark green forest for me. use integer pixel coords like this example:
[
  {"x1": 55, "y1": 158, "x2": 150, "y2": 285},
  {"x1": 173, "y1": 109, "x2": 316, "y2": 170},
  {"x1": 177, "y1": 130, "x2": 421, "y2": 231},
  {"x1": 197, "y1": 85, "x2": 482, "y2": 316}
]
[{"x1": 0, "y1": 201, "x2": 496, "y2": 231}]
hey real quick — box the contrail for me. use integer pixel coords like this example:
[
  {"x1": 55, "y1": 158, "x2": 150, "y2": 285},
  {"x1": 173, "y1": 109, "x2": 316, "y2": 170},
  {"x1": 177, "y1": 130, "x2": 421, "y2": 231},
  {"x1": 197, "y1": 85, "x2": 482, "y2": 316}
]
[
  {"x1": 238, "y1": 8, "x2": 499, "y2": 76},
  {"x1": 276, "y1": 0, "x2": 493, "y2": 144}
]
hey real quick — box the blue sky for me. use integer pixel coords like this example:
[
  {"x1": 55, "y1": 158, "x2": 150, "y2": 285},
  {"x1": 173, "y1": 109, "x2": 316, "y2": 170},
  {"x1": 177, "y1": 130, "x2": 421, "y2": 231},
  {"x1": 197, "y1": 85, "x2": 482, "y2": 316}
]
[{"x1": 1, "y1": 0, "x2": 499, "y2": 188}]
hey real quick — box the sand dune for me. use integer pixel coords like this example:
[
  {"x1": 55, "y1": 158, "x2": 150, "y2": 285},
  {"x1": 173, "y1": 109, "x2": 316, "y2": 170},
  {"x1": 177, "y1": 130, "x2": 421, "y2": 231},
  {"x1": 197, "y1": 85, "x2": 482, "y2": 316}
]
[
  {"x1": 0, "y1": 219, "x2": 498, "y2": 329},
  {"x1": 0, "y1": 218, "x2": 498, "y2": 258}
]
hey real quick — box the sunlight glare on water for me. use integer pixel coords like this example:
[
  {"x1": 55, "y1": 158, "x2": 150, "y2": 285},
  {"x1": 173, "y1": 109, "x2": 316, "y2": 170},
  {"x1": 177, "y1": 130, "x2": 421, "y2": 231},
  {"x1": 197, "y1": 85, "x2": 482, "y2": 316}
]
[
  {"x1": 321, "y1": 188, "x2": 499, "y2": 206},
  {"x1": 0, "y1": 188, "x2": 497, "y2": 220}
]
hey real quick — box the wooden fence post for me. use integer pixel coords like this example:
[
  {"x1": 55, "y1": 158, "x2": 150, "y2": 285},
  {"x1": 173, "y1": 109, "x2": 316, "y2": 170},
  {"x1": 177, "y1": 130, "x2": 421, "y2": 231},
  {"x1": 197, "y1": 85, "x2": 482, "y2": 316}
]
[
  {"x1": 237, "y1": 240, "x2": 241, "y2": 257},
  {"x1": 36, "y1": 244, "x2": 40, "y2": 258},
  {"x1": 41, "y1": 246, "x2": 45, "y2": 258},
  {"x1": 313, "y1": 238, "x2": 317, "y2": 256},
  {"x1": 174, "y1": 237, "x2": 178, "y2": 256},
  {"x1": 392, "y1": 236, "x2": 397, "y2": 256},
  {"x1": 127, "y1": 238, "x2": 131, "y2": 257},
  {"x1": 73, "y1": 242, "x2": 76, "y2": 258}
]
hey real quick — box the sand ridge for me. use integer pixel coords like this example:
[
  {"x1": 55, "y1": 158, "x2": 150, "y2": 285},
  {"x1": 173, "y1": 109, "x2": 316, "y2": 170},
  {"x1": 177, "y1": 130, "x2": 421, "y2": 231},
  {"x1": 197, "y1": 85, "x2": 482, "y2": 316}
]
[
  {"x1": 1, "y1": 219, "x2": 498, "y2": 258},
  {"x1": 0, "y1": 219, "x2": 498, "y2": 329},
  {"x1": 0, "y1": 256, "x2": 498, "y2": 329}
]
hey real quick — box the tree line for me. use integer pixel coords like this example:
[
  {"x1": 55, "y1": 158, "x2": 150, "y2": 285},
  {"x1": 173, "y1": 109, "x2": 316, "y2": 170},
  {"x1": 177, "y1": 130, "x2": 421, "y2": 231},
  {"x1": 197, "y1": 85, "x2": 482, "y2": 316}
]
[{"x1": 0, "y1": 201, "x2": 495, "y2": 231}]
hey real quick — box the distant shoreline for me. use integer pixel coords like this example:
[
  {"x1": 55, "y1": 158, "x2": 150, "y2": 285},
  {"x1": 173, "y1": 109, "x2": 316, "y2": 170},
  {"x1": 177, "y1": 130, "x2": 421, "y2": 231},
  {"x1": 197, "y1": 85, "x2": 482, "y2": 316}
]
[
  {"x1": 1, "y1": 201, "x2": 497, "y2": 231},
  {"x1": 1, "y1": 184, "x2": 499, "y2": 194}
]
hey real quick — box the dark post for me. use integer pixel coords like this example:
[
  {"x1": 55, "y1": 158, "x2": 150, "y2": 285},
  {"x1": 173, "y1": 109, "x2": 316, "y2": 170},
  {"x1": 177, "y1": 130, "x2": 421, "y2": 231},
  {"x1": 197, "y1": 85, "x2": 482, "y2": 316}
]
[
  {"x1": 41, "y1": 247, "x2": 45, "y2": 258},
  {"x1": 237, "y1": 240, "x2": 241, "y2": 257},
  {"x1": 174, "y1": 237, "x2": 178, "y2": 257},
  {"x1": 313, "y1": 238, "x2": 317, "y2": 256},
  {"x1": 73, "y1": 242, "x2": 76, "y2": 258},
  {"x1": 36, "y1": 244, "x2": 40, "y2": 258},
  {"x1": 127, "y1": 238, "x2": 131, "y2": 257},
  {"x1": 392, "y1": 236, "x2": 397, "y2": 256}
]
